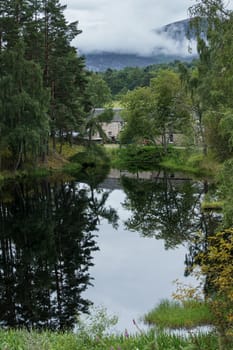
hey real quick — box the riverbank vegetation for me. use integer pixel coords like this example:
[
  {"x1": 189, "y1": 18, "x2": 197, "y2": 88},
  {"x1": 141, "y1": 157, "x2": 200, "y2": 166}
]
[
  {"x1": 107, "y1": 145, "x2": 219, "y2": 177},
  {"x1": 0, "y1": 329, "x2": 220, "y2": 350},
  {"x1": 0, "y1": 306, "x2": 220, "y2": 350},
  {"x1": 144, "y1": 300, "x2": 213, "y2": 330}
]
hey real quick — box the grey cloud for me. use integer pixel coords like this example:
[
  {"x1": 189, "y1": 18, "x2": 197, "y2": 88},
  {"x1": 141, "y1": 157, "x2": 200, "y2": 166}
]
[
  {"x1": 62, "y1": 0, "x2": 106, "y2": 11},
  {"x1": 62, "y1": 0, "x2": 196, "y2": 56}
]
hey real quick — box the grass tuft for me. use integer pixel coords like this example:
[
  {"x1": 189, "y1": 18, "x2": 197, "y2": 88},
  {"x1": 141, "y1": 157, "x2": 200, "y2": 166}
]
[{"x1": 144, "y1": 299, "x2": 213, "y2": 330}]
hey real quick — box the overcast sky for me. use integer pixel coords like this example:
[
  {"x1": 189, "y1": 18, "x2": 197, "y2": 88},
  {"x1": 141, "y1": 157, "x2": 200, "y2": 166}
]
[{"x1": 60, "y1": 0, "x2": 197, "y2": 56}]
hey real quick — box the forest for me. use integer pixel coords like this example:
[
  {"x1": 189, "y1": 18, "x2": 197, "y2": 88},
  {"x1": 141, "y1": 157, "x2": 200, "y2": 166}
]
[
  {"x1": 0, "y1": 0, "x2": 93, "y2": 171},
  {"x1": 2, "y1": 0, "x2": 233, "y2": 171}
]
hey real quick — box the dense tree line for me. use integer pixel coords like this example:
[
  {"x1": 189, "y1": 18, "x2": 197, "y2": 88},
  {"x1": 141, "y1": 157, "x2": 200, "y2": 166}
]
[
  {"x1": 0, "y1": 0, "x2": 92, "y2": 170},
  {"x1": 100, "y1": 61, "x2": 196, "y2": 98}
]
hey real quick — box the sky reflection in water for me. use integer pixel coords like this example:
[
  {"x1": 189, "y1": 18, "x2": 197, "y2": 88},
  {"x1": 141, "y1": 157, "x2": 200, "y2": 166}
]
[{"x1": 84, "y1": 189, "x2": 196, "y2": 334}]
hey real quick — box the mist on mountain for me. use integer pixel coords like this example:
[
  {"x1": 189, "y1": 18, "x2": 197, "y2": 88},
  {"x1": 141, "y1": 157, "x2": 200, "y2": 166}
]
[{"x1": 80, "y1": 19, "x2": 199, "y2": 71}]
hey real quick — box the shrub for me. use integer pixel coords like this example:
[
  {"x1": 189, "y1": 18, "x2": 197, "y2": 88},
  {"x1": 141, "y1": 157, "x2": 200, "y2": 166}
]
[{"x1": 112, "y1": 145, "x2": 162, "y2": 171}]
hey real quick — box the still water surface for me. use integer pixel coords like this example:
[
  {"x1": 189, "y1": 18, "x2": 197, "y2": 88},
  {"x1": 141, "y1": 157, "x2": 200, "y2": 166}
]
[
  {"x1": 84, "y1": 188, "x2": 196, "y2": 333},
  {"x1": 0, "y1": 170, "x2": 214, "y2": 333}
]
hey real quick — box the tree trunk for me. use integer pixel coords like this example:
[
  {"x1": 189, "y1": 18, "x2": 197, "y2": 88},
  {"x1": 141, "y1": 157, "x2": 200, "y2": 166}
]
[
  {"x1": 51, "y1": 80, "x2": 56, "y2": 151},
  {"x1": 59, "y1": 130, "x2": 64, "y2": 154},
  {"x1": 14, "y1": 141, "x2": 23, "y2": 171},
  {"x1": 162, "y1": 130, "x2": 167, "y2": 154},
  {"x1": 198, "y1": 108, "x2": 207, "y2": 156}
]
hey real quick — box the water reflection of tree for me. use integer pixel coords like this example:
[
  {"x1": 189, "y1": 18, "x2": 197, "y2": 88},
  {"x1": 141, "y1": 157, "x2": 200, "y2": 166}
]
[
  {"x1": 184, "y1": 210, "x2": 222, "y2": 282},
  {"x1": 0, "y1": 178, "x2": 118, "y2": 330},
  {"x1": 121, "y1": 175, "x2": 204, "y2": 249}
]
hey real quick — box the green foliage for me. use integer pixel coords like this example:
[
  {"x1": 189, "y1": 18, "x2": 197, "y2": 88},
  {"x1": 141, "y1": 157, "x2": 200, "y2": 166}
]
[
  {"x1": 159, "y1": 149, "x2": 207, "y2": 176},
  {"x1": 120, "y1": 69, "x2": 191, "y2": 152},
  {"x1": 76, "y1": 305, "x2": 118, "y2": 339},
  {"x1": 192, "y1": 228, "x2": 233, "y2": 349},
  {"x1": 0, "y1": 40, "x2": 49, "y2": 170},
  {"x1": 110, "y1": 145, "x2": 213, "y2": 176},
  {"x1": 150, "y1": 69, "x2": 191, "y2": 152},
  {"x1": 120, "y1": 86, "x2": 157, "y2": 144},
  {"x1": 121, "y1": 175, "x2": 202, "y2": 249},
  {"x1": 0, "y1": 296, "x2": 219, "y2": 349},
  {"x1": 155, "y1": 331, "x2": 218, "y2": 350},
  {"x1": 0, "y1": 173, "x2": 4, "y2": 184},
  {"x1": 0, "y1": 328, "x2": 219, "y2": 350},
  {"x1": 186, "y1": 153, "x2": 204, "y2": 168},
  {"x1": 188, "y1": 0, "x2": 233, "y2": 161},
  {"x1": 86, "y1": 73, "x2": 112, "y2": 108},
  {"x1": 218, "y1": 159, "x2": 233, "y2": 226},
  {"x1": 69, "y1": 145, "x2": 110, "y2": 166},
  {"x1": 204, "y1": 111, "x2": 233, "y2": 161},
  {"x1": 68, "y1": 145, "x2": 111, "y2": 184},
  {"x1": 0, "y1": 0, "x2": 90, "y2": 169},
  {"x1": 201, "y1": 201, "x2": 223, "y2": 212},
  {"x1": 112, "y1": 145, "x2": 162, "y2": 171},
  {"x1": 100, "y1": 61, "x2": 195, "y2": 97},
  {"x1": 62, "y1": 162, "x2": 82, "y2": 177},
  {"x1": 144, "y1": 299, "x2": 213, "y2": 330}
]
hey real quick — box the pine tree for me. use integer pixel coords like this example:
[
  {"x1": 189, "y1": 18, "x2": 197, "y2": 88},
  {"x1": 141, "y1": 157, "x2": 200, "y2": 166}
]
[
  {"x1": 0, "y1": 40, "x2": 49, "y2": 170},
  {"x1": 39, "y1": 0, "x2": 90, "y2": 151},
  {"x1": 0, "y1": 0, "x2": 90, "y2": 169}
]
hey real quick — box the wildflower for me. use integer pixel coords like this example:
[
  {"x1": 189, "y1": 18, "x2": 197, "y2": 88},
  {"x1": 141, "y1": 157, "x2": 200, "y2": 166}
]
[
  {"x1": 124, "y1": 328, "x2": 129, "y2": 338},
  {"x1": 132, "y1": 318, "x2": 143, "y2": 334}
]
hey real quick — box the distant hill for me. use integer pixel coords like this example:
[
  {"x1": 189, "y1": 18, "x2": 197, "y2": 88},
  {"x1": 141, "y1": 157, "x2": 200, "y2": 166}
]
[
  {"x1": 83, "y1": 19, "x2": 199, "y2": 72},
  {"x1": 84, "y1": 52, "x2": 195, "y2": 72},
  {"x1": 157, "y1": 18, "x2": 193, "y2": 41}
]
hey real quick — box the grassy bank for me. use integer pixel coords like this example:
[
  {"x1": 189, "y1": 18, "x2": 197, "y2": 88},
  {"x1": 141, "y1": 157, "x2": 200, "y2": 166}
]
[
  {"x1": 0, "y1": 143, "x2": 220, "y2": 183},
  {"x1": 0, "y1": 144, "x2": 111, "y2": 184},
  {"x1": 159, "y1": 149, "x2": 220, "y2": 178},
  {"x1": 144, "y1": 300, "x2": 213, "y2": 330},
  {"x1": 0, "y1": 299, "x2": 218, "y2": 350},
  {"x1": 0, "y1": 329, "x2": 219, "y2": 350},
  {"x1": 107, "y1": 145, "x2": 220, "y2": 178}
]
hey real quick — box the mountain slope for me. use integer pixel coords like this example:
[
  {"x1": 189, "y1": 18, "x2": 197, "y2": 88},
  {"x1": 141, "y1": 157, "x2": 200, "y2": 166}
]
[
  {"x1": 83, "y1": 19, "x2": 198, "y2": 71},
  {"x1": 84, "y1": 52, "x2": 194, "y2": 72}
]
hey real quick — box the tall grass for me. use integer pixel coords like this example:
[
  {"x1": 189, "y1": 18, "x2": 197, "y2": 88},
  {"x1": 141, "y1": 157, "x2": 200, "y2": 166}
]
[
  {"x1": 144, "y1": 299, "x2": 213, "y2": 330},
  {"x1": 0, "y1": 329, "x2": 219, "y2": 350},
  {"x1": 160, "y1": 148, "x2": 220, "y2": 177},
  {"x1": 159, "y1": 149, "x2": 205, "y2": 175},
  {"x1": 0, "y1": 303, "x2": 219, "y2": 349}
]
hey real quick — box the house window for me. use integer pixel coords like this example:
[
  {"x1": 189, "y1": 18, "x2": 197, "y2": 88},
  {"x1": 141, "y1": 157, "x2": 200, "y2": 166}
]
[{"x1": 168, "y1": 133, "x2": 174, "y2": 143}]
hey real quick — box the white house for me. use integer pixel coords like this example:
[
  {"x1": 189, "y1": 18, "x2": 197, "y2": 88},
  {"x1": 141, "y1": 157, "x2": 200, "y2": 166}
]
[{"x1": 94, "y1": 108, "x2": 124, "y2": 142}]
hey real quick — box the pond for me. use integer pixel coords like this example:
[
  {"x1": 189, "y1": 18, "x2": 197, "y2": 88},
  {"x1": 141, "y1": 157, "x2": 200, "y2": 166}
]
[{"x1": 0, "y1": 169, "x2": 219, "y2": 332}]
